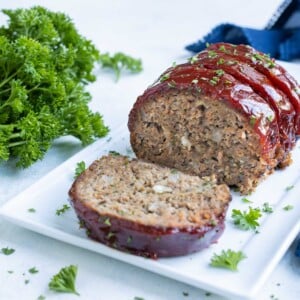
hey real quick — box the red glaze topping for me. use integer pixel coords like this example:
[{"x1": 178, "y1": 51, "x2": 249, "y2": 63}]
[
  {"x1": 207, "y1": 42, "x2": 300, "y2": 136},
  {"x1": 195, "y1": 50, "x2": 296, "y2": 153},
  {"x1": 70, "y1": 193, "x2": 226, "y2": 258},
  {"x1": 132, "y1": 63, "x2": 280, "y2": 160}
]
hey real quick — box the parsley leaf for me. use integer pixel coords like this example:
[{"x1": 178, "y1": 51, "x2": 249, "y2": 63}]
[
  {"x1": 74, "y1": 161, "x2": 86, "y2": 178},
  {"x1": 262, "y1": 202, "x2": 273, "y2": 213},
  {"x1": 231, "y1": 207, "x2": 262, "y2": 231},
  {"x1": 48, "y1": 265, "x2": 79, "y2": 295},
  {"x1": 283, "y1": 205, "x2": 293, "y2": 211},
  {"x1": 56, "y1": 204, "x2": 71, "y2": 216},
  {"x1": 29, "y1": 267, "x2": 39, "y2": 274},
  {"x1": 99, "y1": 52, "x2": 142, "y2": 81},
  {"x1": 1, "y1": 247, "x2": 15, "y2": 255},
  {"x1": 210, "y1": 249, "x2": 246, "y2": 271}
]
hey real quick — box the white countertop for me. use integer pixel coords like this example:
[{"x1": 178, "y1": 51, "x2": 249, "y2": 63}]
[{"x1": 0, "y1": 1, "x2": 300, "y2": 299}]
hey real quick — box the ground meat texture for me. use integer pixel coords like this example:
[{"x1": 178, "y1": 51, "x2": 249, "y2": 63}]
[
  {"x1": 195, "y1": 49, "x2": 296, "y2": 164},
  {"x1": 207, "y1": 43, "x2": 300, "y2": 136},
  {"x1": 69, "y1": 155, "x2": 231, "y2": 258},
  {"x1": 129, "y1": 63, "x2": 282, "y2": 194}
]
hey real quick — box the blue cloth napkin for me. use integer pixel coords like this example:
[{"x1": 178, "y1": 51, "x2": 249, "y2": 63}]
[{"x1": 186, "y1": 0, "x2": 300, "y2": 61}]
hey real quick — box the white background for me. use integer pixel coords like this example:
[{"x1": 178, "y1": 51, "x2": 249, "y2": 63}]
[{"x1": 0, "y1": 1, "x2": 299, "y2": 299}]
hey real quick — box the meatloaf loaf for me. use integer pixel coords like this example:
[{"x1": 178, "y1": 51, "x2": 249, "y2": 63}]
[
  {"x1": 69, "y1": 154, "x2": 231, "y2": 258},
  {"x1": 128, "y1": 43, "x2": 300, "y2": 194}
]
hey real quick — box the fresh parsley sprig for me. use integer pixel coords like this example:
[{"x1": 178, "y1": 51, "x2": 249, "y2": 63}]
[
  {"x1": 210, "y1": 249, "x2": 246, "y2": 271},
  {"x1": 231, "y1": 206, "x2": 262, "y2": 231},
  {"x1": 48, "y1": 265, "x2": 79, "y2": 295},
  {"x1": 74, "y1": 161, "x2": 86, "y2": 178}
]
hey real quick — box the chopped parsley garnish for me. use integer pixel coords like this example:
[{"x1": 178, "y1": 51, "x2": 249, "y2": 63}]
[
  {"x1": 285, "y1": 185, "x2": 294, "y2": 191},
  {"x1": 205, "y1": 42, "x2": 210, "y2": 48},
  {"x1": 127, "y1": 236, "x2": 133, "y2": 244},
  {"x1": 188, "y1": 55, "x2": 198, "y2": 64},
  {"x1": 104, "y1": 218, "x2": 111, "y2": 226},
  {"x1": 56, "y1": 204, "x2": 71, "y2": 216},
  {"x1": 218, "y1": 45, "x2": 226, "y2": 52},
  {"x1": 160, "y1": 73, "x2": 170, "y2": 82},
  {"x1": 29, "y1": 267, "x2": 39, "y2": 274},
  {"x1": 109, "y1": 150, "x2": 121, "y2": 156},
  {"x1": 215, "y1": 69, "x2": 224, "y2": 77},
  {"x1": 262, "y1": 202, "x2": 273, "y2": 213},
  {"x1": 7, "y1": 270, "x2": 14, "y2": 274},
  {"x1": 217, "y1": 58, "x2": 225, "y2": 65},
  {"x1": 231, "y1": 207, "x2": 262, "y2": 231},
  {"x1": 74, "y1": 161, "x2": 86, "y2": 178},
  {"x1": 134, "y1": 297, "x2": 145, "y2": 300},
  {"x1": 241, "y1": 197, "x2": 252, "y2": 203},
  {"x1": 207, "y1": 50, "x2": 218, "y2": 58},
  {"x1": 209, "y1": 76, "x2": 219, "y2": 86},
  {"x1": 48, "y1": 265, "x2": 79, "y2": 295},
  {"x1": 24, "y1": 279, "x2": 30, "y2": 284},
  {"x1": 283, "y1": 205, "x2": 293, "y2": 211},
  {"x1": 182, "y1": 291, "x2": 189, "y2": 296},
  {"x1": 267, "y1": 115, "x2": 274, "y2": 122},
  {"x1": 37, "y1": 296, "x2": 46, "y2": 300},
  {"x1": 28, "y1": 208, "x2": 36, "y2": 213},
  {"x1": 210, "y1": 249, "x2": 246, "y2": 271},
  {"x1": 1, "y1": 247, "x2": 15, "y2": 255},
  {"x1": 249, "y1": 116, "x2": 257, "y2": 126}
]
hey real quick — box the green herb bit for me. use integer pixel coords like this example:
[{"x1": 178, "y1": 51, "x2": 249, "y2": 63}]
[
  {"x1": 74, "y1": 161, "x2": 86, "y2": 178},
  {"x1": 182, "y1": 291, "x2": 189, "y2": 296},
  {"x1": 205, "y1": 42, "x2": 210, "y2": 48},
  {"x1": 48, "y1": 265, "x2": 79, "y2": 295},
  {"x1": 172, "y1": 61, "x2": 177, "y2": 68},
  {"x1": 217, "y1": 58, "x2": 225, "y2": 65},
  {"x1": 283, "y1": 205, "x2": 293, "y2": 211},
  {"x1": 241, "y1": 197, "x2": 252, "y2": 203},
  {"x1": 37, "y1": 295, "x2": 46, "y2": 300},
  {"x1": 215, "y1": 69, "x2": 224, "y2": 77},
  {"x1": 1, "y1": 247, "x2": 15, "y2": 255},
  {"x1": 231, "y1": 206, "x2": 262, "y2": 231},
  {"x1": 262, "y1": 202, "x2": 273, "y2": 213},
  {"x1": 207, "y1": 50, "x2": 218, "y2": 59},
  {"x1": 24, "y1": 279, "x2": 30, "y2": 284},
  {"x1": 267, "y1": 115, "x2": 274, "y2": 122},
  {"x1": 28, "y1": 208, "x2": 36, "y2": 213},
  {"x1": 104, "y1": 218, "x2": 111, "y2": 226},
  {"x1": 285, "y1": 185, "x2": 294, "y2": 191},
  {"x1": 127, "y1": 236, "x2": 132, "y2": 244},
  {"x1": 160, "y1": 73, "x2": 170, "y2": 82},
  {"x1": 249, "y1": 116, "x2": 257, "y2": 126},
  {"x1": 56, "y1": 204, "x2": 71, "y2": 216},
  {"x1": 219, "y1": 45, "x2": 226, "y2": 52},
  {"x1": 210, "y1": 249, "x2": 246, "y2": 271},
  {"x1": 134, "y1": 297, "x2": 145, "y2": 300},
  {"x1": 209, "y1": 76, "x2": 219, "y2": 86},
  {"x1": 99, "y1": 52, "x2": 143, "y2": 81},
  {"x1": 205, "y1": 292, "x2": 212, "y2": 296},
  {"x1": 29, "y1": 267, "x2": 39, "y2": 274},
  {"x1": 189, "y1": 55, "x2": 199, "y2": 64},
  {"x1": 109, "y1": 150, "x2": 121, "y2": 156},
  {"x1": 7, "y1": 270, "x2": 14, "y2": 274},
  {"x1": 107, "y1": 232, "x2": 115, "y2": 239}
]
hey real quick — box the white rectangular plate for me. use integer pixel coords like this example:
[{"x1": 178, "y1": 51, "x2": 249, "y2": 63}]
[{"x1": 0, "y1": 125, "x2": 300, "y2": 299}]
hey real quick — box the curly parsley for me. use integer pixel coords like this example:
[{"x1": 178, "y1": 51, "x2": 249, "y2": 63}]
[
  {"x1": 1, "y1": 247, "x2": 15, "y2": 255},
  {"x1": 210, "y1": 249, "x2": 246, "y2": 271},
  {"x1": 74, "y1": 161, "x2": 86, "y2": 178},
  {"x1": 48, "y1": 265, "x2": 79, "y2": 295},
  {"x1": 231, "y1": 207, "x2": 262, "y2": 231}
]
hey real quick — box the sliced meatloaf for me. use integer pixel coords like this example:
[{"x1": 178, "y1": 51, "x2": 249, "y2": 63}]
[
  {"x1": 128, "y1": 44, "x2": 299, "y2": 194},
  {"x1": 69, "y1": 154, "x2": 231, "y2": 258}
]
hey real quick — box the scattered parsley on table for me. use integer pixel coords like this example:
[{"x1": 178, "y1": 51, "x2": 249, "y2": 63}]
[
  {"x1": 1, "y1": 247, "x2": 15, "y2": 255},
  {"x1": 48, "y1": 265, "x2": 79, "y2": 295}
]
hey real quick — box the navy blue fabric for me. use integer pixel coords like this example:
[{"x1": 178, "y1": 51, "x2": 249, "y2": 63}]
[
  {"x1": 186, "y1": 0, "x2": 300, "y2": 60},
  {"x1": 186, "y1": 23, "x2": 300, "y2": 60},
  {"x1": 296, "y1": 240, "x2": 300, "y2": 257}
]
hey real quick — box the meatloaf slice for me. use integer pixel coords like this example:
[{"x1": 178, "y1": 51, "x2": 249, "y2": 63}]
[
  {"x1": 129, "y1": 63, "x2": 281, "y2": 194},
  {"x1": 69, "y1": 155, "x2": 231, "y2": 258}
]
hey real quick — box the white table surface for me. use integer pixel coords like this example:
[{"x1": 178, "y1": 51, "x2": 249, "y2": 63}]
[{"x1": 0, "y1": 0, "x2": 300, "y2": 299}]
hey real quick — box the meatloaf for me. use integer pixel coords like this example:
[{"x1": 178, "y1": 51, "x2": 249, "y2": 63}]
[
  {"x1": 128, "y1": 43, "x2": 300, "y2": 194},
  {"x1": 69, "y1": 154, "x2": 231, "y2": 258}
]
